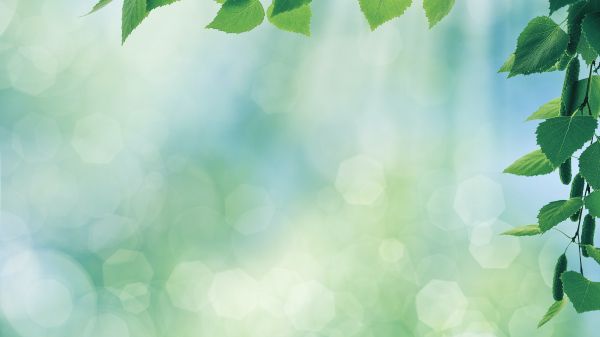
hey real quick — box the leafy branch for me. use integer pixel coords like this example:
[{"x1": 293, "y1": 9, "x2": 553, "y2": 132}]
[
  {"x1": 502, "y1": 0, "x2": 600, "y2": 327},
  {"x1": 86, "y1": 0, "x2": 456, "y2": 43}
]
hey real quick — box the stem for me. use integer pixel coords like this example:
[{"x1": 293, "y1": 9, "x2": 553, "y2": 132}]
[{"x1": 577, "y1": 61, "x2": 595, "y2": 116}]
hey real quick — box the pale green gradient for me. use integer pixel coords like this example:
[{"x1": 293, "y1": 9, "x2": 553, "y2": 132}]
[{"x1": 0, "y1": 1, "x2": 597, "y2": 336}]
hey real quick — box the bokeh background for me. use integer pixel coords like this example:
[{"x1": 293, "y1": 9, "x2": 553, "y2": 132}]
[{"x1": 0, "y1": 0, "x2": 599, "y2": 336}]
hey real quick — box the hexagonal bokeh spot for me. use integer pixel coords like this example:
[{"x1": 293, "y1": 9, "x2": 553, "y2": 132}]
[
  {"x1": 416, "y1": 280, "x2": 468, "y2": 330},
  {"x1": 166, "y1": 261, "x2": 213, "y2": 312},
  {"x1": 225, "y1": 185, "x2": 275, "y2": 235},
  {"x1": 118, "y1": 283, "x2": 150, "y2": 314},
  {"x1": 259, "y1": 268, "x2": 303, "y2": 316},
  {"x1": 103, "y1": 250, "x2": 153, "y2": 294},
  {"x1": 83, "y1": 313, "x2": 130, "y2": 337},
  {"x1": 208, "y1": 269, "x2": 259, "y2": 320},
  {"x1": 335, "y1": 155, "x2": 386, "y2": 205},
  {"x1": 12, "y1": 113, "x2": 62, "y2": 162},
  {"x1": 469, "y1": 219, "x2": 521, "y2": 269},
  {"x1": 25, "y1": 278, "x2": 73, "y2": 328},
  {"x1": 509, "y1": 306, "x2": 553, "y2": 337},
  {"x1": 71, "y1": 113, "x2": 123, "y2": 164},
  {"x1": 378, "y1": 239, "x2": 405, "y2": 263},
  {"x1": 8, "y1": 47, "x2": 58, "y2": 95},
  {"x1": 284, "y1": 280, "x2": 336, "y2": 332},
  {"x1": 453, "y1": 175, "x2": 504, "y2": 225}
]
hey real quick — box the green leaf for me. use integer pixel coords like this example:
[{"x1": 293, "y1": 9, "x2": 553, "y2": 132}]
[
  {"x1": 561, "y1": 271, "x2": 600, "y2": 313},
  {"x1": 549, "y1": 0, "x2": 578, "y2": 15},
  {"x1": 122, "y1": 0, "x2": 147, "y2": 43},
  {"x1": 537, "y1": 299, "x2": 567, "y2": 328},
  {"x1": 207, "y1": 0, "x2": 265, "y2": 34},
  {"x1": 423, "y1": 0, "x2": 455, "y2": 28},
  {"x1": 147, "y1": 0, "x2": 179, "y2": 11},
  {"x1": 271, "y1": 0, "x2": 311, "y2": 16},
  {"x1": 574, "y1": 76, "x2": 600, "y2": 118},
  {"x1": 579, "y1": 142, "x2": 600, "y2": 190},
  {"x1": 527, "y1": 98, "x2": 561, "y2": 121},
  {"x1": 359, "y1": 0, "x2": 413, "y2": 30},
  {"x1": 538, "y1": 198, "x2": 583, "y2": 232},
  {"x1": 501, "y1": 224, "x2": 542, "y2": 237},
  {"x1": 498, "y1": 53, "x2": 515, "y2": 74},
  {"x1": 86, "y1": 0, "x2": 113, "y2": 15},
  {"x1": 267, "y1": 3, "x2": 311, "y2": 36},
  {"x1": 578, "y1": 32, "x2": 598, "y2": 66},
  {"x1": 585, "y1": 190, "x2": 600, "y2": 217},
  {"x1": 510, "y1": 17, "x2": 568, "y2": 76},
  {"x1": 583, "y1": 13, "x2": 600, "y2": 55},
  {"x1": 585, "y1": 245, "x2": 600, "y2": 265},
  {"x1": 536, "y1": 116, "x2": 597, "y2": 167},
  {"x1": 504, "y1": 149, "x2": 555, "y2": 176}
]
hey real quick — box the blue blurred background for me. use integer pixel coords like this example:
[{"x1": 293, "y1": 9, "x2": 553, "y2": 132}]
[{"x1": 0, "y1": 0, "x2": 598, "y2": 336}]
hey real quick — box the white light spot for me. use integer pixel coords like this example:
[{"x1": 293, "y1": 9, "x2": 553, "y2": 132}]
[
  {"x1": 118, "y1": 283, "x2": 150, "y2": 314},
  {"x1": 378, "y1": 239, "x2": 405, "y2": 263},
  {"x1": 12, "y1": 114, "x2": 61, "y2": 162},
  {"x1": 26, "y1": 279, "x2": 73, "y2": 328},
  {"x1": 284, "y1": 281, "x2": 336, "y2": 332},
  {"x1": 166, "y1": 261, "x2": 213, "y2": 312},
  {"x1": 103, "y1": 250, "x2": 153, "y2": 292},
  {"x1": 8, "y1": 47, "x2": 58, "y2": 95},
  {"x1": 83, "y1": 313, "x2": 130, "y2": 337},
  {"x1": 416, "y1": 280, "x2": 468, "y2": 330},
  {"x1": 469, "y1": 219, "x2": 521, "y2": 269},
  {"x1": 509, "y1": 306, "x2": 553, "y2": 337},
  {"x1": 335, "y1": 155, "x2": 385, "y2": 205},
  {"x1": 454, "y1": 175, "x2": 504, "y2": 225},
  {"x1": 208, "y1": 269, "x2": 259, "y2": 320},
  {"x1": 226, "y1": 185, "x2": 275, "y2": 235},
  {"x1": 72, "y1": 114, "x2": 123, "y2": 164}
]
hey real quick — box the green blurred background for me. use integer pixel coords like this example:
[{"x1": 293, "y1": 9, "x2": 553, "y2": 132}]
[{"x1": 0, "y1": 0, "x2": 598, "y2": 336}]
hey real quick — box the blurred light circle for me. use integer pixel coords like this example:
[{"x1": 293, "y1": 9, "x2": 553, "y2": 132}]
[
  {"x1": 119, "y1": 283, "x2": 150, "y2": 314},
  {"x1": 166, "y1": 261, "x2": 213, "y2": 312},
  {"x1": 71, "y1": 114, "x2": 124, "y2": 164},
  {"x1": 226, "y1": 184, "x2": 275, "y2": 235},
  {"x1": 469, "y1": 220, "x2": 521, "y2": 269},
  {"x1": 168, "y1": 206, "x2": 225, "y2": 256},
  {"x1": 12, "y1": 113, "x2": 62, "y2": 162},
  {"x1": 335, "y1": 155, "x2": 386, "y2": 205},
  {"x1": 378, "y1": 239, "x2": 405, "y2": 263},
  {"x1": 0, "y1": 0, "x2": 17, "y2": 35},
  {"x1": 508, "y1": 306, "x2": 553, "y2": 337},
  {"x1": 0, "y1": 249, "x2": 96, "y2": 337},
  {"x1": 416, "y1": 280, "x2": 468, "y2": 330},
  {"x1": 130, "y1": 173, "x2": 165, "y2": 224},
  {"x1": 454, "y1": 175, "x2": 505, "y2": 225},
  {"x1": 417, "y1": 254, "x2": 459, "y2": 281},
  {"x1": 83, "y1": 313, "x2": 130, "y2": 337},
  {"x1": 427, "y1": 186, "x2": 466, "y2": 231},
  {"x1": 103, "y1": 250, "x2": 154, "y2": 293},
  {"x1": 0, "y1": 126, "x2": 22, "y2": 176},
  {"x1": 26, "y1": 278, "x2": 73, "y2": 327},
  {"x1": 75, "y1": 167, "x2": 125, "y2": 219},
  {"x1": 208, "y1": 269, "x2": 259, "y2": 320},
  {"x1": 28, "y1": 165, "x2": 79, "y2": 221},
  {"x1": 0, "y1": 212, "x2": 30, "y2": 242},
  {"x1": 8, "y1": 47, "x2": 57, "y2": 95},
  {"x1": 284, "y1": 280, "x2": 336, "y2": 332},
  {"x1": 259, "y1": 268, "x2": 302, "y2": 317},
  {"x1": 88, "y1": 215, "x2": 139, "y2": 257},
  {"x1": 538, "y1": 234, "x2": 565, "y2": 288}
]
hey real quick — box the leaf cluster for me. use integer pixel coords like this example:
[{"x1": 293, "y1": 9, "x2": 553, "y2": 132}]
[
  {"x1": 502, "y1": 0, "x2": 600, "y2": 326},
  {"x1": 87, "y1": 0, "x2": 456, "y2": 42}
]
